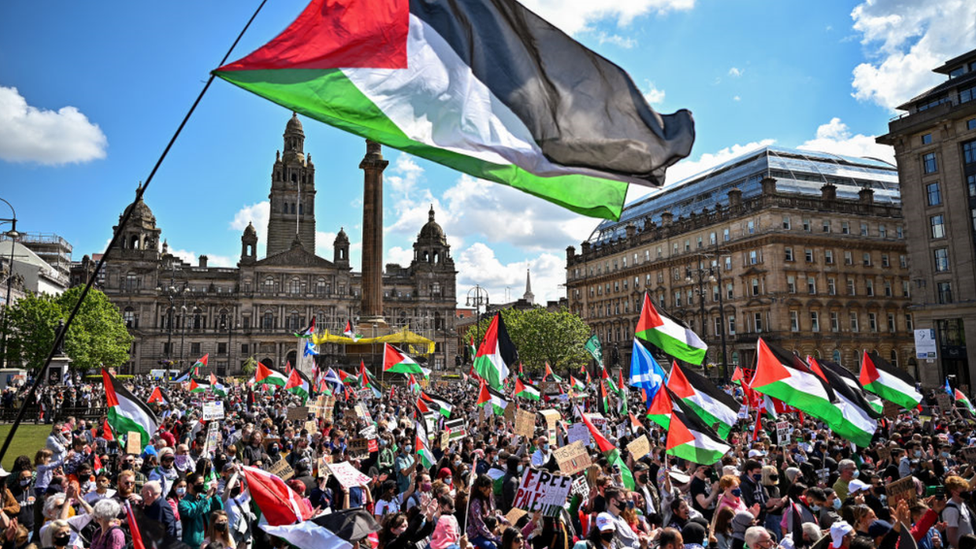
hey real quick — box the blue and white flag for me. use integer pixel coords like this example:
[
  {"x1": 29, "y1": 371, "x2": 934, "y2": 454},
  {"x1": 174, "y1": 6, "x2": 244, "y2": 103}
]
[
  {"x1": 630, "y1": 338, "x2": 667, "y2": 402},
  {"x1": 304, "y1": 340, "x2": 319, "y2": 357}
]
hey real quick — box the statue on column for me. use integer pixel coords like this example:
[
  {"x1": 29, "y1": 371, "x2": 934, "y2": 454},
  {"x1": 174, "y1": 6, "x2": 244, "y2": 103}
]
[{"x1": 54, "y1": 319, "x2": 66, "y2": 356}]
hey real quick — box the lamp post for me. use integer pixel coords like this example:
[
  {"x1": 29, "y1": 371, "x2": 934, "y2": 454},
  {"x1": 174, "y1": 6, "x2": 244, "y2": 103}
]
[
  {"x1": 465, "y1": 285, "x2": 490, "y2": 349},
  {"x1": 0, "y1": 198, "x2": 20, "y2": 369},
  {"x1": 156, "y1": 265, "x2": 188, "y2": 366},
  {"x1": 685, "y1": 247, "x2": 730, "y2": 381}
]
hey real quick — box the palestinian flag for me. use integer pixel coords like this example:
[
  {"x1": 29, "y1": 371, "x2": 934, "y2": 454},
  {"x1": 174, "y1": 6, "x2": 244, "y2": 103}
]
[
  {"x1": 635, "y1": 293, "x2": 707, "y2": 365},
  {"x1": 807, "y1": 357, "x2": 878, "y2": 447},
  {"x1": 420, "y1": 392, "x2": 454, "y2": 418},
  {"x1": 615, "y1": 368, "x2": 629, "y2": 415},
  {"x1": 477, "y1": 379, "x2": 510, "y2": 415},
  {"x1": 243, "y1": 466, "x2": 314, "y2": 525},
  {"x1": 859, "y1": 351, "x2": 922, "y2": 410},
  {"x1": 731, "y1": 366, "x2": 744, "y2": 385},
  {"x1": 955, "y1": 389, "x2": 976, "y2": 415},
  {"x1": 413, "y1": 408, "x2": 436, "y2": 468},
  {"x1": 514, "y1": 378, "x2": 541, "y2": 401},
  {"x1": 208, "y1": 373, "x2": 228, "y2": 398},
  {"x1": 192, "y1": 354, "x2": 208, "y2": 370},
  {"x1": 286, "y1": 368, "x2": 311, "y2": 401},
  {"x1": 383, "y1": 343, "x2": 424, "y2": 374},
  {"x1": 751, "y1": 338, "x2": 842, "y2": 424},
  {"x1": 189, "y1": 379, "x2": 210, "y2": 393},
  {"x1": 337, "y1": 369, "x2": 361, "y2": 386},
  {"x1": 256, "y1": 363, "x2": 289, "y2": 387},
  {"x1": 817, "y1": 359, "x2": 883, "y2": 416},
  {"x1": 408, "y1": 373, "x2": 421, "y2": 393},
  {"x1": 518, "y1": 362, "x2": 525, "y2": 379},
  {"x1": 344, "y1": 320, "x2": 362, "y2": 342},
  {"x1": 295, "y1": 317, "x2": 316, "y2": 338},
  {"x1": 570, "y1": 375, "x2": 585, "y2": 392},
  {"x1": 214, "y1": 0, "x2": 695, "y2": 221},
  {"x1": 102, "y1": 368, "x2": 158, "y2": 451},
  {"x1": 474, "y1": 313, "x2": 517, "y2": 391},
  {"x1": 665, "y1": 389, "x2": 731, "y2": 465},
  {"x1": 577, "y1": 406, "x2": 634, "y2": 489},
  {"x1": 646, "y1": 384, "x2": 673, "y2": 430},
  {"x1": 147, "y1": 387, "x2": 167, "y2": 405},
  {"x1": 667, "y1": 362, "x2": 739, "y2": 439},
  {"x1": 543, "y1": 363, "x2": 563, "y2": 383},
  {"x1": 599, "y1": 379, "x2": 611, "y2": 415}
]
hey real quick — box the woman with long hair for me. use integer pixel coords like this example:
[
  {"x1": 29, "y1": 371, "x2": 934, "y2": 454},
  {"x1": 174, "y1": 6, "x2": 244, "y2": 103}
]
[
  {"x1": 467, "y1": 474, "x2": 503, "y2": 549},
  {"x1": 202, "y1": 510, "x2": 234, "y2": 549},
  {"x1": 378, "y1": 506, "x2": 437, "y2": 549}
]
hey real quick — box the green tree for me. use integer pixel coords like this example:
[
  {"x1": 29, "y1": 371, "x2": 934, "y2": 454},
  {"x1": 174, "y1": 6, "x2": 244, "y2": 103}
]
[
  {"x1": 465, "y1": 307, "x2": 590, "y2": 376},
  {"x1": 241, "y1": 356, "x2": 258, "y2": 376},
  {"x1": 3, "y1": 287, "x2": 133, "y2": 370}
]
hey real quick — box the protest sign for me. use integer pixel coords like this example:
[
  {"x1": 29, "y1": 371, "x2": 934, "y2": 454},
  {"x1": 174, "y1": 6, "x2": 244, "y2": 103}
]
[
  {"x1": 268, "y1": 459, "x2": 295, "y2": 481},
  {"x1": 776, "y1": 421, "x2": 789, "y2": 445},
  {"x1": 883, "y1": 401, "x2": 901, "y2": 419},
  {"x1": 305, "y1": 420, "x2": 318, "y2": 434},
  {"x1": 354, "y1": 404, "x2": 369, "y2": 420},
  {"x1": 446, "y1": 418, "x2": 467, "y2": 440},
  {"x1": 202, "y1": 401, "x2": 224, "y2": 421},
  {"x1": 512, "y1": 468, "x2": 573, "y2": 516},
  {"x1": 539, "y1": 410, "x2": 561, "y2": 430},
  {"x1": 585, "y1": 413, "x2": 607, "y2": 432},
  {"x1": 360, "y1": 425, "x2": 378, "y2": 440},
  {"x1": 571, "y1": 476, "x2": 590, "y2": 500},
  {"x1": 126, "y1": 431, "x2": 142, "y2": 455},
  {"x1": 349, "y1": 438, "x2": 371, "y2": 460},
  {"x1": 876, "y1": 445, "x2": 891, "y2": 463},
  {"x1": 328, "y1": 461, "x2": 372, "y2": 488},
  {"x1": 504, "y1": 402, "x2": 517, "y2": 424},
  {"x1": 359, "y1": 388, "x2": 374, "y2": 400},
  {"x1": 936, "y1": 392, "x2": 953, "y2": 412},
  {"x1": 553, "y1": 441, "x2": 592, "y2": 476},
  {"x1": 204, "y1": 422, "x2": 220, "y2": 455},
  {"x1": 886, "y1": 476, "x2": 917, "y2": 508},
  {"x1": 567, "y1": 423, "x2": 591, "y2": 447},
  {"x1": 626, "y1": 435, "x2": 651, "y2": 460},
  {"x1": 288, "y1": 406, "x2": 309, "y2": 421},
  {"x1": 962, "y1": 447, "x2": 976, "y2": 467},
  {"x1": 505, "y1": 508, "x2": 527, "y2": 526},
  {"x1": 516, "y1": 409, "x2": 536, "y2": 439}
]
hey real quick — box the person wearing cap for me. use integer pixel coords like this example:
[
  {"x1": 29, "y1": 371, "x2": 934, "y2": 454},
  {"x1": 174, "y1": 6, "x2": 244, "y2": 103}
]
[
  {"x1": 589, "y1": 512, "x2": 618, "y2": 549},
  {"x1": 829, "y1": 522, "x2": 854, "y2": 549},
  {"x1": 148, "y1": 447, "x2": 179, "y2": 498}
]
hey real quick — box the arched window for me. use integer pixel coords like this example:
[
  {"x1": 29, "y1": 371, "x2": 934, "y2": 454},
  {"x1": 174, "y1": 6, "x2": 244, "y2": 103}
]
[
  {"x1": 288, "y1": 311, "x2": 300, "y2": 330},
  {"x1": 193, "y1": 308, "x2": 203, "y2": 330},
  {"x1": 290, "y1": 202, "x2": 296, "y2": 214},
  {"x1": 814, "y1": 349, "x2": 822, "y2": 358},
  {"x1": 262, "y1": 311, "x2": 275, "y2": 330},
  {"x1": 316, "y1": 278, "x2": 327, "y2": 296},
  {"x1": 130, "y1": 235, "x2": 140, "y2": 250},
  {"x1": 431, "y1": 282, "x2": 441, "y2": 297},
  {"x1": 264, "y1": 276, "x2": 275, "y2": 292},
  {"x1": 833, "y1": 349, "x2": 842, "y2": 364},
  {"x1": 218, "y1": 309, "x2": 229, "y2": 330},
  {"x1": 125, "y1": 272, "x2": 139, "y2": 292},
  {"x1": 731, "y1": 351, "x2": 739, "y2": 365}
]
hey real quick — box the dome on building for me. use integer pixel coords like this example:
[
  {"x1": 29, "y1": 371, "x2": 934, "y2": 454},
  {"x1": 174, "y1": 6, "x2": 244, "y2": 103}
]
[
  {"x1": 334, "y1": 227, "x2": 349, "y2": 243},
  {"x1": 121, "y1": 184, "x2": 156, "y2": 225},
  {"x1": 244, "y1": 221, "x2": 257, "y2": 237},
  {"x1": 285, "y1": 112, "x2": 304, "y2": 134},
  {"x1": 418, "y1": 206, "x2": 447, "y2": 245}
]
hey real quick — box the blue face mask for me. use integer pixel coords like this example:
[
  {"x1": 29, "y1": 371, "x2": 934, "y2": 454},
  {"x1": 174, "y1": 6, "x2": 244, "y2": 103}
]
[
  {"x1": 832, "y1": 498, "x2": 842, "y2": 510},
  {"x1": 811, "y1": 504, "x2": 821, "y2": 512},
  {"x1": 852, "y1": 470, "x2": 860, "y2": 479},
  {"x1": 731, "y1": 488, "x2": 742, "y2": 498}
]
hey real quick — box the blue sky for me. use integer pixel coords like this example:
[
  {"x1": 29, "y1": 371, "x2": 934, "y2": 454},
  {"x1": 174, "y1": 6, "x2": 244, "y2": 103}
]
[{"x1": 0, "y1": 0, "x2": 972, "y2": 306}]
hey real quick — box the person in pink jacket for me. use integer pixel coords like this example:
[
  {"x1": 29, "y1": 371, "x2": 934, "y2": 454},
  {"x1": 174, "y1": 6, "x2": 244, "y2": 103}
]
[{"x1": 432, "y1": 494, "x2": 461, "y2": 549}]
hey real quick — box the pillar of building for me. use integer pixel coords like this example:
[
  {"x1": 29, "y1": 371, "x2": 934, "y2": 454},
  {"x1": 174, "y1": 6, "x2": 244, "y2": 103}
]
[{"x1": 359, "y1": 140, "x2": 388, "y2": 324}]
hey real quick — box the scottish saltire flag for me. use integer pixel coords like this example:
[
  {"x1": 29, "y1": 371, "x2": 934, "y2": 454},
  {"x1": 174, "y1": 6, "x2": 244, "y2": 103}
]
[
  {"x1": 945, "y1": 377, "x2": 953, "y2": 396},
  {"x1": 304, "y1": 340, "x2": 319, "y2": 356},
  {"x1": 630, "y1": 338, "x2": 666, "y2": 403}
]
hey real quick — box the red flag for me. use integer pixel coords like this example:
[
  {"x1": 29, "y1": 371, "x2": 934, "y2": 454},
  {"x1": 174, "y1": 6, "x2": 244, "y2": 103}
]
[
  {"x1": 147, "y1": 387, "x2": 165, "y2": 404},
  {"x1": 125, "y1": 502, "x2": 147, "y2": 549},
  {"x1": 242, "y1": 466, "x2": 312, "y2": 525},
  {"x1": 210, "y1": 372, "x2": 219, "y2": 386},
  {"x1": 578, "y1": 406, "x2": 615, "y2": 453},
  {"x1": 752, "y1": 411, "x2": 763, "y2": 442}
]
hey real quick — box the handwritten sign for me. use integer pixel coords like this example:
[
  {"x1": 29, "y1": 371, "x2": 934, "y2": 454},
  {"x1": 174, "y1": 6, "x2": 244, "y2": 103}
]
[
  {"x1": 516, "y1": 409, "x2": 536, "y2": 439},
  {"x1": 504, "y1": 507, "x2": 527, "y2": 526},
  {"x1": 883, "y1": 401, "x2": 901, "y2": 419},
  {"x1": 204, "y1": 422, "x2": 220, "y2": 455},
  {"x1": 202, "y1": 402, "x2": 224, "y2": 421},
  {"x1": 360, "y1": 425, "x2": 378, "y2": 440},
  {"x1": 886, "y1": 476, "x2": 917, "y2": 508},
  {"x1": 567, "y1": 423, "x2": 591, "y2": 447},
  {"x1": 876, "y1": 445, "x2": 891, "y2": 463},
  {"x1": 539, "y1": 410, "x2": 561, "y2": 430},
  {"x1": 328, "y1": 461, "x2": 372, "y2": 488},
  {"x1": 512, "y1": 468, "x2": 573, "y2": 516},
  {"x1": 288, "y1": 406, "x2": 309, "y2": 421},
  {"x1": 962, "y1": 447, "x2": 976, "y2": 467},
  {"x1": 585, "y1": 413, "x2": 607, "y2": 432},
  {"x1": 626, "y1": 435, "x2": 651, "y2": 460},
  {"x1": 268, "y1": 459, "x2": 295, "y2": 481},
  {"x1": 504, "y1": 402, "x2": 516, "y2": 424},
  {"x1": 571, "y1": 476, "x2": 590, "y2": 500},
  {"x1": 936, "y1": 392, "x2": 953, "y2": 412},
  {"x1": 126, "y1": 431, "x2": 142, "y2": 455},
  {"x1": 349, "y1": 438, "x2": 371, "y2": 460},
  {"x1": 552, "y1": 441, "x2": 592, "y2": 476}
]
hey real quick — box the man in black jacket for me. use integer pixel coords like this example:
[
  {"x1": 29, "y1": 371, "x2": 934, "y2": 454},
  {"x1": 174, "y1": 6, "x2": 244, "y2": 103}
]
[
  {"x1": 141, "y1": 480, "x2": 177, "y2": 538},
  {"x1": 499, "y1": 455, "x2": 521, "y2": 513},
  {"x1": 739, "y1": 459, "x2": 769, "y2": 522}
]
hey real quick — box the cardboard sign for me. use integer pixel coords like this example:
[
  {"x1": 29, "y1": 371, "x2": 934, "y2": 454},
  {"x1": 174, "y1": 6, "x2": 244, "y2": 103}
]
[
  {"x1": 349, "y1": 438, "x2": 371, "y2": 459},
  {"x1": 571, "y1": 476, "x2": 590, "y2": 500},
  {"x1": 305, "y1": 420, "x2": 318, "y2": 434},
  {"x1": 126, "y1": 431, "x2": 142, "y2": 455},
  {"x1": 567, "y1": 423, "x2": 591, "y2": 447},
  {"x1": 626, "y1": 435, "x2": 651, "y2": 460},
  {"x1": 504, "y1": 402, "x2": 517, "y2": 424},
  {"x1": 883, "y1": 400, "x2": 901, "y2": 419},
  {"x1": 585, "y1": 413, "x2": 607, "y2": 432},
  {"x1": 539, "y1": 410, "x2": 561, "y2": 430},
  {"x1": 516, "y1": 409, "x2": 537, "y2": 439},
  {"x1": 202, "y1": 402, "x2": 224, "y2": 421},
  {"x1": 886, "y1": 475, "x2": 917, "y2": 508},
  {"x1": 505, "y1": 507, "x2": 528, "y2": 526},
  {"x1": 328, "y1": 461, "x2": 372, "y2": 488},
  {"x1": 512, "y1": 468, "x2": 573, "y2": 516},
  {"x1": 288, "y1": 406, "x2": 310, "y2": 421},
  {"x1": 477, "y1": 406, "x2": 486, "y2": 425},
  {"x1": 204, "y1": 422, "x2": 220, "y2": 455},
  {"x1": 936, "y1": 392, "x2": 953, "y2": 412},
  {"x1": 268, "y1": 459, "x2": 295, "y2": 481},
  {"x1": 962, "y1": 447, "x2": 976, "y2": 467},
  {"x1": 552, "y1": 441, "x2": 592, "y2": 476},
  {"x1": 876, "y1": 445, "x2": 891, "y2": 463}
]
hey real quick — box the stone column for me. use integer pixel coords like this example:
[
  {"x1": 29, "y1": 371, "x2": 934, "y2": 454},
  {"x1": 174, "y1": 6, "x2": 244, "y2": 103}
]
[{"x1": 360, "y1": 140, "x2": 388, "y2": 323}]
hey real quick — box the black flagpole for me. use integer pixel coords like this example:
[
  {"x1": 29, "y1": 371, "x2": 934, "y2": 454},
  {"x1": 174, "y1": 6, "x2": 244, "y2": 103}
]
[{"x1": 0, "y1": 0, "x2": 269, "y2": 465}]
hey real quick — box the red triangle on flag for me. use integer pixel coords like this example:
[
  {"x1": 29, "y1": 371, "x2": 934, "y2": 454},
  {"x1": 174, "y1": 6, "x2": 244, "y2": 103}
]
[
  {"x1": 147, "y1": 387, "x2": 165, "y2": 404},
  {"x1": 647, "y1": 385, "x2": 673, "y2": 417},
  {"x1": 751, "y1": 338, "x2": 791, "y2": 388},
  {"x1": 665, "y1": 412, "x2": 695, "y2": 450},
  {"x1": 859, "y1": 351, "x2": 880, "y2": 386},
  {"x1": 636, "y1": 293, "x2": 665, "y2": 332},
  {"x1": 666, "y1": 362, "x2": 696, "y2": 400}
]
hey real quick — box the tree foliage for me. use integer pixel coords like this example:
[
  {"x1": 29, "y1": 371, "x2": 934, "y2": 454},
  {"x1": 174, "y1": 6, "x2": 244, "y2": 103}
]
[
  {"x1": 241, "y1": 356, "x2": 258, "y2": 376},
  {"x1": 3, "y1": 287, "x2": 133, "y2": 370},
  {"x1": 465, "y1": 307, "x2": 591, "y2": 375}
]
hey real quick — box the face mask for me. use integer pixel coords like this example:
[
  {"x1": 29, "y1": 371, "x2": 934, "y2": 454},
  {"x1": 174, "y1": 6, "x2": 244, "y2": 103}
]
[
  {"x1": 752, "y1": 473, "x2": 762, "y2": 482},
  {"x1": 405, "y1": 445, "x2": 413, "y2": 454},
  {"x1": 914, "y1": 450, "x2": 922, "y2": 458},
  {"x1": 942, "y1": 452, "x2": 950, "y2": 459},
  {"x1": 215, "y1": 522, "x2": 229, "y2": 532},
  {"x1": 422, "y1": 483, "x2": 432, "y2": 492},
  {"x1": 811, "y1": 504, "x2": 821, "y2": 512},
  {"x1": 20, "y1": 479, "x2": 31, "y2": 487},
  {"x1": 832, "y1": 498, "x2": 842, "y2": 510},
  {"x1": 176, "y1": 487, "x2": 187, "y2": 496},
  {"x1": 453, "y1": 459, "x2": 462, "y2": 467},
  {"x1": 852, "y1": 470, "x2": 859, "y2": 479},
  {"x1": 542, "y1": 444, "x2": 549, "y2": 452},
  {"x1": 517, "y1": 465, "x2": 524, "y2": 474},
  {"x1": 53, "y1": 534, "x2": 70, "y2": 546},
  {"x1": 731, "y1": 488, "x2": 742, "y2": 498},
  {"x1": 601, "y1": 532, "x2": 615, "y2": 543}
]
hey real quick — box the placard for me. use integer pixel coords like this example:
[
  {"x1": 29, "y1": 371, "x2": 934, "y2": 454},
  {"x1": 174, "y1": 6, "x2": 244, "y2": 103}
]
[
  {"x1": 776, "y1": 421, "x2": 789, "y2": 445},
  {"x1": 585, "y1": 413, "x2": 607, "y2": 431},
  {"x1": 516, "y1": 409, "x2": 537, "y2": 439},
  {"x1": 202, "y1": 402, "x2": 225, "y2": 421},
  {"x1": 204, "y1": 422, "x2": 220, "y2": 455},
  {"x1": 962, "y1": 447, "x2": 976, "y2": 467},
  {"x1": 504, "y1": 402, "x2": 517, "y2": 424},
  {"x1": 354, "y1": 404, "x2": 368, "y2": 420},
  {"x1": 876, "y1": 445, "x2": 891, "y2": 463},
  {"x1": 268, "y1": 459, "x2": 295, "y2": 481},
  {"x1": 571, "y1": 476, "x2": 590, "y2": 500},
  {"x1": 552, "y1": 441, "x2": 592, "y2": 476},
  {"x1": 567, "y1": 424, "x2": 591, "y2": 447},
  {"x1": 359, "y1": 388, "x2": 374, "y2": 400},
  {"x1": 305, "y1": 420, "x2": 318, "y2": 434},
  {"x1": 360, "y1": 425, "x2": 378, "y2": 440},
  {"x1": 288, "y1": 406, "x2": 310, "y2": 421},
  {"x1": 512, "y1": 468, "x2": 573, "y2": 516},
  {"x1": 504, "y1": 507, "x2": 528, "y2": 526},
  {"x1": 886, "y1": 476, "x2": 917, "y2": 508},
  {"x1": 126, "y1": 431, "x2": 142, "y2": 455},
  {"x1": 626, "y1": 435, "x2": 651, "y2": 460},
  {"x1": 539, "y1": 410, "x2": 561, "y2": 431},
  {"x1": 328, "y1": 461, "x2": 372, "y2": 488},
  {"x1": 883, "y1": 401, "x2": 901, "y2": 419},
  {"x1": 445, "y1": 418, "x2": 467, "y2": 440},
  {"x1": 477, "y1": 406, "x2": 486, "y2": 426},
  {"x1": 349, "y1": 438, "x2": 371, "y2": 460}
]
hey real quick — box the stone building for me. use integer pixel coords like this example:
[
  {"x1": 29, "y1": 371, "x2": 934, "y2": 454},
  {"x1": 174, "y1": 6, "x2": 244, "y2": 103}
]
[
  {"x1": 99, "y1": 115, "x2": 457, "y2": 375},
  {"x1": 877, "y1": 48, "x2": 976, "y2": 390},
  {"x1": 565, "y1": 146, "x2": 914, "y2": 381}
]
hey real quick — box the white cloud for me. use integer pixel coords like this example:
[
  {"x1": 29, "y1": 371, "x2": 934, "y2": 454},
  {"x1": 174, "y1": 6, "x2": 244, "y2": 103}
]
[
  {"x1": 733, "y1": 95, "x2": 741, "y2": 102},
  {"x1": 455, "y1": 243, "x2": 566, "y2": 305},
  {"x1": 387, "y1": 154, "x2": 425, "y2": 197},
  {"x1": 168, "y1": 248, "x2": 236, "y2": 268},
  {"x1": 642, "y1": 81, "x2": 666, "y2": 105},
  {"x1": 849, "y1": 0, "x2": 976, "y2": 110},
  {"x1": 0, "y1": 85, "x2": 107, "y2": 165},
  {"x1": 230, "y1": 201, "x2": 270, "y2": 244},
  {"x1": 728, "y1": 67, "x2": 743, "y2": 77},
  {"x1": 798, "y1": 117, "x2": 895, "y2": 164},
  {"x1": 592, "y1": 31, "x2": 638, "y2": 49},
  {"x1": 518, "y1": 0, "x2": 695, "y2": 36},
  {"x1": 387, "y1": 246, "x2": 415, "y2": 266}
]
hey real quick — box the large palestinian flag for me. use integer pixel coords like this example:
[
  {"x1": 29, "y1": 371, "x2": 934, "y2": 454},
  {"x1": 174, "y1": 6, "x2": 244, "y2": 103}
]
[
  {"x1": 807, "y1": 357, "x2": 878, "y2": 447},
  {"x1": 818, "y1": 358, "x2": 883, "y2": 416},
  {"x1": 214, "y1": 0, "x2": 695, "y2": 221},
  {"x1": 751, "y1": 338, "x2": 842, "y2": 424},
  {"x1": 474, "y1": 313, "x2": 517, "y2": 390},
  {"x1": 255, "y1": 363, "x2": 289, "y2": 387},
  {"x1": 383, "y1": 343, "x2": 424, "y2": 375},
  {"x1": 646, "y1": 381, "x2": 673, "y2": 431},
  {"x1": 859, "y1": 351, "x2": 922, "y2": 410},
  {"x1": 667, "y1": 362, "x2": 739, "y2": 439},
  {"x1": 578, "y1": 406, "x2": 634, "y2": 489},
  {"x1": 285, "y1": 368, "x2": 312, "y2": 400},
  {"x1": 102, "y1": 369, "x2": 158, "y2": 451},
  {"x1": 665, "y1": 389, "x2": 731, "y2": 465},
  {"x1": 635, "y1": 293, "x2": 707, "y2": 365}
]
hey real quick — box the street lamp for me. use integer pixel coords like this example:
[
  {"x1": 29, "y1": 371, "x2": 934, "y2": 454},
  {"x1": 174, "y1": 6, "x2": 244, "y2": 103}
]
[
  {"x1": 156, "y1": 264, "x2": 188, "y2": 367},
  {"x1": 685, "y1": 247, "x2": 730, "y2": 381},
  {"x1": 0, "y1": 198, "x2": 20, "y2": 368},
  {"x1": 465, "y1": 285, "x2": 490, "y2": 350}
]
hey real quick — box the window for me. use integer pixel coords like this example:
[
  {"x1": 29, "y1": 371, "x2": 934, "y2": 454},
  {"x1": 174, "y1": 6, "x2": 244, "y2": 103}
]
[
  {"x1": 805, "y1": 249, "x2": 814, "y2": 263},
  {"x1": 923, "y1": 152, "x2": 938, "y2": 173},
  {"x1": 830, "y1": 312, "x2": 840, "y2": 332},
  {"x1": 163, "y1": 342, "x2": 172, "y2": 355},
  {"x1": 783, "y1": 216, "x2": 792, "y2": 230},
  {"x1": 887, "y1": 313, "x2": 896, "y2": 333},
  {"x1": 903, "y1": 281, "x2": 911, "y2": 297},
  {"x1": 749, "y1": 250, "x2": 758, "y2": 265},
  {"x1": 825, "y1": 250, "x2": 834, "y2": 264},
  {"x1": 922, "y1": 133, "x2": 932, "y2": 145},
  {"x1": 811, "y1": 312, "x2": 820, "y2": 332},
  {"x1": 850, "y1": 313, "x2": 859, "y2": 332},
  {"x1": 790, "y1": 311, "x2": 799, "y2": 332},
  {"x1": 754, "y1": 313, "x2": 763, "y2": 333},
  {"x1": 709, "y1": 232, "x2": 717, "y2": 245},
  {"x1": 844, "y1": 251, "x2": 853, "y2": 265},
  {"x1": 866, "y1": 279, "x2": 874, "y2": 296},
  {"x1": 218, "y1": 342, "x2": 227, "y2": 355},
  {"x1": 263, "y1": 311, "x2": 274, "y2": 329},
  {"x1": 931, "y1": 215, "x2": 945, "y2": 238},
  {"x1": 964, "y1": 139, "x2": 976, "y2": 164},
  {"x1": 860, "y1": 223, "x2": 869, "y2": 236},
  {"x1": 751, "y1": 278, "x2": 760, "y2": 296},
  {"x1": 934, "y1": 248, "x2": 950, "y2": 272},
  {"x1": 807, "y1": 277, "x2": 817, "y2": 295},
  {"x1": 803, "y1": 219, "x2": 812, "y2": 232},
  {"x1": 726, "y1": 282, "x2": 734, "y2": 300},
  {"x1": 889, "y1": 350, "x2": 898, "y2": 368},
  {"x1": 868, "y1": 313, "x2": 877, "y2": 332},
  {"x1": 847, "y1": 279, "x2": 856, "y2": 296},
  {"x1": 674, "y1": 292, "x2": 681, "y2": 307},
  {"x1": 684, "y1": 239, "x2": 690, "y2": 252},
  {"x1": 728, "y1": 317, "x2": 736, "y2": 336},
  {"x1": 724, "y1": 256, "x2": 732, "y2": 271},
  {"x1": 884, "y1": 280, "x2": 892, "y2": 297},
  {"x1": 906, "y1": 314, "x2": 913, "y2": 331},
  {"x1": 822, "y1": 220, "x2": 831, "y2": 233},
  {"x1": 969, "y1": 119, "x2": 976, "y2": 131},
  {"x1": 882, "y1": 254, "x2": 890, "y2": 268},
  {"x1": 833, "y1": 349, "x2": 842, "y2": 364},
  {"x1": 747, "y1": 220, "x2": 755, "y2": 234},
  {"x1": 714, "y1": 318, "x2": 722, "y2": 337},
  {"x1": 863, "y1": 253, "x2": 872, "y2": 267},
  {"x1": 938, "y1": 282, "x2": 953, "y2": 303},
  {"x1": 828, "y1": 278, "x2": 836, "y2": 295},
  {"x1": 970, "y1": 175, "x2": 976, "y2": 197},
  {"x1": 842, "y1": 221, "x2": 850, "y2": 234},
  {"x1": 787, "y1": 275, "x2": 796, "y2": 294},
  {"x1": 927, "y1": 183, "x2": 942, "y2": 205},
  {"x1": 123, "y1": 308, "x2": 136, "y2": 328},
  {"x1": 191, "y1": 342, "x2": 201, "y2": 355},
  {"x1": 897, "y1": 225, "x2": 904, "y2": 238},
  {"x1": 657, "y1": 246, "x2": 663, "y2": 258},
  {"x1": 697, "y1": 236, "x2": 703, "y2": 249},
  {"x1": 879, "y1": 225, "x2": 887, "y2": 238},
  {"x1": 785, "y1": 247, "x2": 794, "y2": 261}
]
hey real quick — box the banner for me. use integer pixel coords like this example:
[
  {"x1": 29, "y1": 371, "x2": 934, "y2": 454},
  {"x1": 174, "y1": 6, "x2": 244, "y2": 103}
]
[
  {"x1": 328, "y1": 461, "x2": 372, "y2": 488},
  {"x1": 512, "y1": 468, "x2": 573, "y2": 516},
  {"x1": 585, "y1": 335, "x2": 603, "y2": 364},
  {"x1": 203, "y1": 402, "x2": 225, "y2": 421}
]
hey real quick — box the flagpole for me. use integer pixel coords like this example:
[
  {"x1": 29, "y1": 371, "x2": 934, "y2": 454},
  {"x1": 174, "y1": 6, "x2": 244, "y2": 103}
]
[{"x1": 0, "y1": 0, "x2": 270, "y2": 466}]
